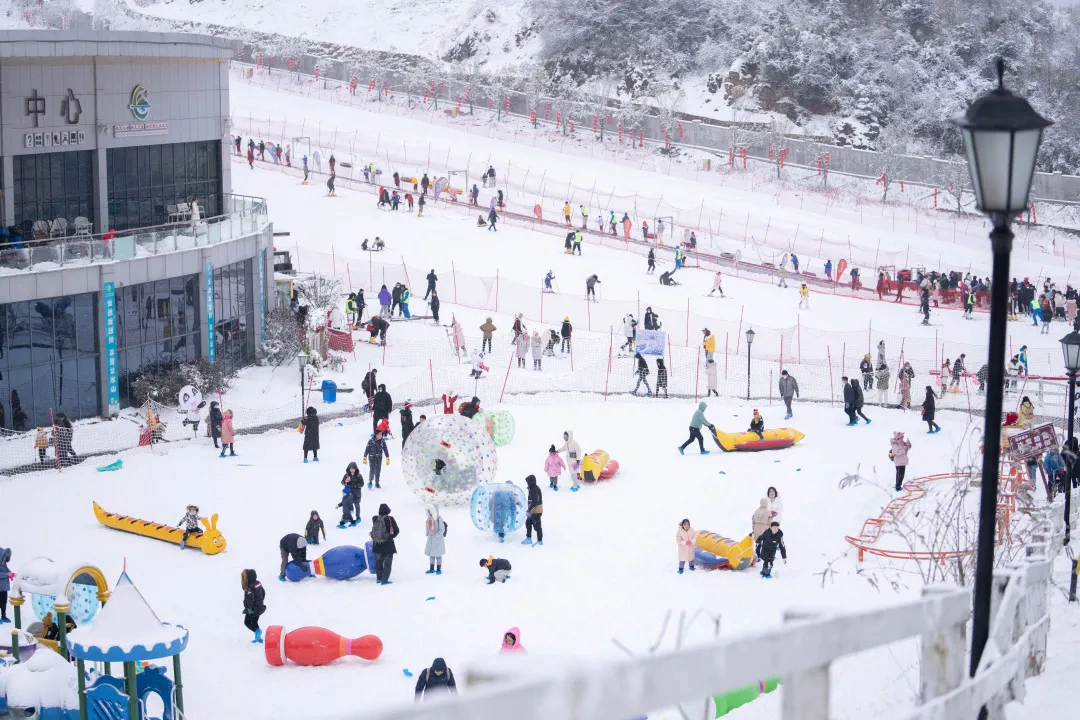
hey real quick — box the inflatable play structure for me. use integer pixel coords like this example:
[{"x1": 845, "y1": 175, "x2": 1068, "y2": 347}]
[
  {"x1": 471, "y1": 410, "x2": 516, "y2": 446},
  {"x1": 285, "y1": 543, "x2": 376, "y2": 582},
  {"x1": 712, "y1": 678, "x2": 780, "y2": 717},
  {"x1": 265, "y1": 626, "x2": 383, "y2": 666},
  {"x1": 712, "y1": 427, "x2": 805, "y2": 452},
  {"x1": 401, "y1": 414, "x2": 498, "y2": 505},
  {"x1": 577, "y1": 450, "x2": 620, "y2": 483},
  {"x1": 93, "y1": 502, "x2": 227, "y2": 555},
  {"x1": 470, "y1": 483, "x2": 527, "y2": 540},
  {"x1": 694, "y1": 532, "x2": 755, "y2": 571}
]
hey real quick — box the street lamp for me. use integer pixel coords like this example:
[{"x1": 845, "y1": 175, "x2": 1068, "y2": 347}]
[
  {"x1": 745, "y1": 327, "x2": 755, "y2": 400},
  {"x1": 297, "y1": 351, "x2": 308, "y2": 417},
  {"x1": 1059, "y1": 331, "x2": 1080, "y2": 545},
  {"x1": 951, "y1": 58, "x2": 1051, "y2": 694}
]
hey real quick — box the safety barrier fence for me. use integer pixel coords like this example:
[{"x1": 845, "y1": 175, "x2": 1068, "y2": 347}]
[{"x1": 228, "y1": 68, "x2": 1075, "y2": 285}]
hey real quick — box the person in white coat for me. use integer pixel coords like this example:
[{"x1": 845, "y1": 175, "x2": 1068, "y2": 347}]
[
  {"x1": 470, "y1": 350, "x2": 488, "y2": 379},
  {"x1": 621, "y1": 314, "x2": 637, "y2": 352},
  {"x1": 705, "y1": 358, "x2": 718, "y2": 397},
  {"x1": 424, "y1": 505, "x2": 447, "y2": 574},
  {"x1": 556, "y1": 430, "x2": 582, "y2": 491},
  {"x1": 766, "y1": 486, "x2": 783, "y2": 524}
]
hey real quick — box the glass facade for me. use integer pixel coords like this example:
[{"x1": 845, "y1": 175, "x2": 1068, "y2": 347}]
[
  {"x1": 12, "y1": 150, "x2": 95, "y2": 237},
  {"x1": 106, "y1": 140, "x2": 223, "y2": 231},
  {"x1": 214, "y1": 259, "x2": 256, "y2": 371},
  {"x1": 116, "y1": 275, "x2": 201, "y2": 409},
  {"x1": 0, "y1": 293, "x2": 100, "y2": 430}
]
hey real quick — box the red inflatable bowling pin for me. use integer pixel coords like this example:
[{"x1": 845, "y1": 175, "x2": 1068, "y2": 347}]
[{"x1": 264, "y1": 626, "x2": 383, "y2": 666}]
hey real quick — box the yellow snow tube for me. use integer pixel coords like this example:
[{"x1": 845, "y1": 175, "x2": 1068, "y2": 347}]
[
  {"x1": 694, "y1": 532, "x2": 755, "y2": 570},
  {"x1": 93, "y1": 502, "x2": 227, "y2": 555},
  {"x1": 712, "y1": 427, "x2": 805, "y2": 452},
  {"x1": 578, "y1": 451, "x2": 610, "y2": 483}
]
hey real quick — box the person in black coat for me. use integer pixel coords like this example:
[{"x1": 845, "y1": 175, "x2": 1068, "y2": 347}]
[
  {"x1": 370, "y1": 503, "x2": 400, "y2": 584},
  {"x1": 524, "y1": 475, "x2": 543, "y2": 545},
  {"x1": 364, "y1": 430, "x2": 390, "y2": 488},
  {"x1": 209, "y1": 401, "x2": 223, "y2": 448},
  {"x1": 305, "y1": 510, "x2": 327, "y2": 545},
  {"x1": 425, "y1": 270, "x2": 438, "y2": 300},
  {"x1": 242, "y1": 568, "x2": 266, "y2": 642},
  {"x1": 459, "y1": 396, "x2": 481, "y2": 419},
  {"x1": 429, "y1": 290, "x2": 440, "y2": 324},
  {"x1": 343, "y1": 462, "x2": 363, "y2": 521},
  {"x1": 480, "y1": 556, "x2": 512, "y2": 584},
  {"x1": 391, "y1": 283, "x2": 403, "y2": 317},
  {"x1": 851, "y1": 377, "x2": 871, "y2": 424},
  {"x1": 372, "y1": 384, "x2": 393, "y2": 433},
  {"x1": 361, "y1": 369, "x2": 378, "y2": 401},
  {"x1": 922, "y1": 385, "x2": 940, "y2": 433},
  {"x1": 278, "y1": 533, "x2": 308, "y2": 581},
  {"x1": 301, "y1": 406, "x2": 320, "y2": 462},
  {"x1": 755, "y1": 522, "x2": 787, "y2": 578},
  {"x1": 859, "y1": 356, "x2": 873, "y2": 390},
  {"x1": 414, "y1": 657, "x2": 457, "y2": 702},
  {"x1": 842, "y1": 376, "x2": 857, "y2": 425},
  {"x1": 400, "y1": 403, "x2": 416, "y2": 447},
  {"x1": 369, "y1": 315, "x2": 389, "y2": 345}
]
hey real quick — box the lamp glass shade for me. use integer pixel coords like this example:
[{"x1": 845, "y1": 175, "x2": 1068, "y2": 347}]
[
  {"x1": 745, "y1": 328, "x2": 756, "y2": 346},
  {"x1": 1060, "y1": 332, "x2": 1080, "y2": 374}
]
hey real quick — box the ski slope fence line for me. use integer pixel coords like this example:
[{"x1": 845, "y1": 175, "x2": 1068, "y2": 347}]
[
  {"x1": 227, "y1": 93, "x2": 1076, "y2": 282},
  {"x1": 0, "y1": 332, "x2": 1070, "y2": 477},
  {"x1": 229, "y1": 60, "x2": 1080, "y2": 210},
  {"x1": 355, "y1": 552, "x2": 1056, "y2": 720}
]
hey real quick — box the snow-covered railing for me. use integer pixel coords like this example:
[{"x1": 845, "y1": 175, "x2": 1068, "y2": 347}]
[{"x1": 357, "y1": 553, "x2": 1055, "y2": 720}]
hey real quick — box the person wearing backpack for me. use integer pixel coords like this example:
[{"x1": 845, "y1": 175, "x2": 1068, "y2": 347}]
[
  {"x1": 414, "y1": 657, "x2": 457, "y2": 702},
  {"x1": 424, "y1": 505, "x2": 447, "y2": 575},
  {"x1": 371, "y1": 503, "x2": 400, "y2": 585}
]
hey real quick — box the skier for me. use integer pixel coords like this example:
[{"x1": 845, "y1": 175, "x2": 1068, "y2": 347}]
[
  {"x1": 373, "y1": 384, "x2": 393, "y2": 434},
  {"x1": 556, "y1": 430, "x2": 582, "y2": 491},
  {"x1": 429, "y1": 290, "x2": 440, "y2": 324},
  {"x1": 326, "y1": 172, "x2": 336, "y2": 197},
  {"x1": 523, "y1": 475, "x2": 544, "y2": 545},
  {"x1": 302, "y1": 155, "x2": 309, "y2": 184},
  {"x1": 708, "y1": 271, "x2": 725, "y2": 297},
  {"x1": 560, "y1": 317, "x2": 572, "y2": 352},
  {"x1": 659, "y1": 269, "x2": 679, "y2": 286},
  {"x1": 306, "y1": 509, "x2": 327, "y2": 545},
  {"x1": 544, "y1": 270, "x2": 556, "y2": 292},
  {"x1": 480, "y1": 317, "x2": 496, "y2": 353},
  {"x1": 586, "y1": 274, "x2": 601, "y2": 302},
  {"x1": 755, "y1": 522, "x2": 786, "y2": 578},
  {"x1": 421, "y1": 173, "x2": 430, "y2": 193},
  {"x1": 678, "y1": 402, "x2": 715, "y2": 455},
  {"x1": 573, "y1": 230, "x2": 583, "y2": 255},
  {"x1": 629, "y1": 352, "x2": 651, "y2": 395},
  {"x1": 424, "y1": 505, "x2": 447, "y2": 574},
  {"x1": 922, "y1": 386, "x2": 941, "y2": 433},
  {"x1": 647, "y1": 248, "x2": 656, "y2": 274},
  {"x1": 406, "y1": 193, "x2": 414, "y2": 211},
  {"x1": 400, "y1": 402, "x2": 415, "y2": 447},
  {"x1": 676, "y1": 519, "x2": 697, "y2": 574},
  {"x1": 278, "y1": 533, "x2": 309, "y2": 581},
  {"x1": 241, "y1": 569, "x2": 266, "y2": 643},
  {"x1": 890, "y1": 432, "x2": 912, "y2": 491},
  {"x1": 370, "y1": 503, "x2": 400, "y2": 585},
  {"x1": 778, "y1": 370, "x2": 799, "y2": 419},
  {"x1": 400, "y1": 285, "x2": 412, "y2": 319},
  {"x1": 414, "y1": 658, "x2": 457, "y2": 701},
  {"x1": 301, "y1": 406, "x2": 320, "y2": 462},
  {"x1": 364, "y1": 429, "x2": 390, "y2": 489},
  {"x1": 621, "y1": 314, "x2": 638, "y2": 352},
  {"x1": 798, "y1": 283, "x2": 810, "y2": 309},
  {"x1": 860, "y1": 354, "x2": 874, "y2": 390},
  {"x1": 417, "y1": 193, "x2": 426, "y2": 217},
  {"x1": 545, "y1": 444, "x2": 566, "y2": 491},
  {"x1": 609, "y1": 210, "x2": 617, "y2": 235}
]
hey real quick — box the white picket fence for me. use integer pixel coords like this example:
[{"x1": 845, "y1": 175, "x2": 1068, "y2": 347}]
[{"x1": 356, "y1": 508, "x2": 1076, "y2": 720}]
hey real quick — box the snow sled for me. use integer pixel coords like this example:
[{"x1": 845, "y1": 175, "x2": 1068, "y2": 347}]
[
  {"x1": 96, "y1": 459, "x2": 123, "y2": 472},
  {"x1": 92, "y1": 501, "x2": 226, "y2": 555},
  {"x1": 711, "y1": 428, "x2": 805, "y2": 452},
  {"x1": 693, "y1": 532, "x2": 755, "y2": 570},
  {"x1": 578, "y1": 450, "x2": 620, "y2": 483}
]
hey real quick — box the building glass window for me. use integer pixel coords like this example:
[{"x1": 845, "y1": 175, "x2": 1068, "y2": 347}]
[
  {"x1": 115, "y1": 274, "x2": 201, "y2": 409},
  {"x1": 106, "y1": 141, "x2": 223, "y2": 232},
  {"x1": 12, "y1": 150, "x2": 95, "y2": 239},
  {"x1": 0, "y1": 292, "x2": 100, "y2": 431},
  {"x1": 214, "y1": 259, "x2": 255, "y2": 372}
]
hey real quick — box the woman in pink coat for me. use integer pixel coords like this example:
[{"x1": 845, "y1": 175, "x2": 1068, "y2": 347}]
[
  {"x1": 219, "y1": 410, "x2": 236, "y2": 457},
  {"x1": 544, "y1": 444, "x2": 566, "y2": 491},
  {"x1": 500, "y1": 627, "x2": 527, "y2": 653},
  {"x1": 676, "y1": 518, "x2": 696, "y2": 574},
  {"x1": 889, "y1": 431, "x2": 910, "y2": 492}
]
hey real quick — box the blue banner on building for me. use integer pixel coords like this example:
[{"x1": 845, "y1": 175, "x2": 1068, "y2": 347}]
[
  {"x1": 258, "y1": 248, "x2": 266, "y2": 342},
  {"x1": 206, "y1": 261, "x2": 216, "y2": 363},
  {"x1": 635, "y1": 329, "x2": 667, "y2": 357},
  {"x1": 103, "y1": 282, "x2": 120, "y2": 414}
]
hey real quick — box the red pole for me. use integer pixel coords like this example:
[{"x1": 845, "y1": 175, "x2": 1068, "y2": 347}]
[
  {"x1": 827, "y1": 346, "x2": 835, "y2": 407},
  {"x1": 540, "y1": 284, "x2": 544, "y2": 323},
  {"x1": 735, "y1": 305, "x2": 744, "y2": 355},
  {"x1": 51, "y1": 408, "x2": 61, "y2": 472},
  {"x1": 429, "y1": 359, "x2": 437, "y2": 414},
  {"x1": 779, "y1": 336, "x2": 784, "y2": 371},
  {"x1": 499, "y1": 349, "x2": 514, "y2": 403},
  {"x1": 797, "y1": 316, "x2": 801, "y2": 364},
  {"x1": 495, "y1": 269, "x2": 499, "y2": 313},
  {"x1": 685, "y1": 297, "x2": 690, "y2": 347},
  {"x1": 452, "y1": 261, "x2": 458, "y2": 304},
  {"x1": 603, "y1": 326, "x2": 614, "y2": 400},
  {"x1": 695, "y1": 346, "x2": 701, "y2": 400},
  {"x1": 587, "y1": 293, "x2": 592, "y2": 331},
  {"x1": 842, "y1": 341, "x2": 846, "y2": 378},
  {"x1": 724, "y1": 332, "x2": 729, "y2": 379}
]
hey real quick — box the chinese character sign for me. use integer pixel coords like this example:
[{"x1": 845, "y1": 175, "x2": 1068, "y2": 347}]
[
  {"x1": 1007, "y1": 423, "x2": 1059, "y2": 460},
  {"x1": 206, "y1": 262, "x2": 216, "y2": 363},
  {"x1": 103, "y1": 282, "x2": 120, "y2": 415}
]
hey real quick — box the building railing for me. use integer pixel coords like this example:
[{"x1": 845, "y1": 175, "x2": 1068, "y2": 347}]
[{"x1": 0, "y1": 194, "x2": 268, "y2": 272}]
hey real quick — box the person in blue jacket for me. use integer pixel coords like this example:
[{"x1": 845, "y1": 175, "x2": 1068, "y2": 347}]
[
  {"x1": 824, "y1": 259, "x2": 833, "y2": 279},
  {"x1": 0, "y1": 547, "x2": 11, "y2": 623}
]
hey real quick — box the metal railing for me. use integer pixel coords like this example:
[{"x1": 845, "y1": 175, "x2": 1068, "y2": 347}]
[{"x1": 0, "y1": 194, "x2": 269, "y2": 272}]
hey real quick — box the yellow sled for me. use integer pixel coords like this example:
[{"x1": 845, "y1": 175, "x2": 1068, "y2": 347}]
[
  {"x1": 694, "y1": 532, "x2": 755, "y2": 570},
  {"x1": 93, "y1": 502, "x2": 226, "y2": 555},
  {"x1": 711, "y1": 428, "x2": 805, "y2": 452}
]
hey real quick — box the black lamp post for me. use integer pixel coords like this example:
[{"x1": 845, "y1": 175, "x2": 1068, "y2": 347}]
[
  {"x1": 951, "y1": 59, "x2": 1052, "y2": 692},
  {"x1": 297, "y1": 351, "x2": 308, "y2": 417},
  {"x1": 1059, "y1": 331, "x2": 1080, "y2": 545},
  {"x1": 745, "y1": 327, "x2": 755, "y2": 400}
]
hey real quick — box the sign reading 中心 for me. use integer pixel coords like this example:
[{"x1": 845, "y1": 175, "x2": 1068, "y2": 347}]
[
  {"x1": 103, "y1": 282, "x2": 120, "y2": 415},
  {"x1": 205, "y1": 262, "x2": 216, "y2": 364}
]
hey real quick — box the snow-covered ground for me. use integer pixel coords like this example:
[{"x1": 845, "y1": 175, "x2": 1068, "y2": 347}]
[{"x1": 3, "y1": 69, "x2": 1079, "y2": 720}]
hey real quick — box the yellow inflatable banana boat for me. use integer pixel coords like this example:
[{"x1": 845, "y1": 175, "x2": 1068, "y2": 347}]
[
  {"x1": 93, "y1": 502, "x2": 227, "y2": 555},
  {"x1": 578, "y1": 450, "x2": 620, "y2": 482},
  {"x1": 694, "y1": 531, "x2": 755, "y2": 570},
  {"x1": 712, "y1": 428, "x2": 805, "y2": 452}
]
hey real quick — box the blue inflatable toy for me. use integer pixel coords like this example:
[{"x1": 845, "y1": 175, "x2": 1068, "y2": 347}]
[
  {"x1": 470, "y1": 482, "x2": 527, "y2": 540},
  {"x1": 286, "y1": 545, "x2": 369, "y2": 581}
]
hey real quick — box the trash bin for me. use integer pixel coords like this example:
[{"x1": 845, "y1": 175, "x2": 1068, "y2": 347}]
[{"x1": 321, "y1": 380, "x2": 337, "y2": 404}]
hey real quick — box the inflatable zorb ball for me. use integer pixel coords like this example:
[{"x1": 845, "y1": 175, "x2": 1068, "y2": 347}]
[
  {"x1": 472, "y1": 410, "x2": 516, "y2": 446},
  {"x1": 470, "y1": 483, "x2": 527, "y2": 536},
  {"x1": 401, "y1": 415, "x2": 498, "y2": 505}
]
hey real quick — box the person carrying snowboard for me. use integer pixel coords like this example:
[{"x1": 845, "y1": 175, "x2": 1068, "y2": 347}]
[
  {"x1": 364, "y1": 429, "x2": 390, "y2": 489},
  {"x1": 755, "y1": 522, "x2": 786, "y2": 578}
]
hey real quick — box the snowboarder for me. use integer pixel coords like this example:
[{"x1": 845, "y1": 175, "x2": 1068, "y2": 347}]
[
  {"x1": 632, "y1": 352, "x2": 652, "y2": 395},
  {"x1": 370, "y1": 503, "x2": 400, "y2": 584},
  {"x1": 679, "y1": 402, "x2": 715, "y2": 455},
  {"x1": 545, "y1": 444, "x2": 566, "y2": 491},
  {"x1": 278, "y1": 533, "x2": 308, "y2": 581},
  {"x1": 414, "y1": 658, "x2": 457, "y2": 701},
  {"x1": 424, "y1": 505, "x2": 447, "y2": 574},
  {"x1": 241, "y1": 569, "x2": 266, "y2": 643},
  {"x1": 523, "y1": 475, "x2": 544, "y2": 545},
  {"x1": 779, "y1": 370, "x2": 799, "y2": 419},
  {"x1": 480, "y1": 556, "x2": 512, "y2": 584},
  {"x1": 305, "y1": 510, "x2": 327, "y2": 545},
  {"x1": 301, "y1": 406, "x2": 320, "y2": 462},
  {"x1": 922, "y1": 386, "x2": 941, "y2": 433},
  {"x1": 656, "y1": 358, "x2": 669, "y2": 398},
  {"x1": 890, "y1": 431, "x2": 912, "y2": 492},
  {"x1": 755, "y1": 522, "x2": 786, "y2": 578},
  {"x1": 676, "y1": 519, "x2": 696, "y2": 574},
  {"x1": 556, "y1": 430, "x2": 582, "y2": 491}
]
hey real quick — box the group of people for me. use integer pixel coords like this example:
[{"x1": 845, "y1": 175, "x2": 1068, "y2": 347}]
[{"x1": 677, "y1": 486, "x2": 786, "y2": 578}]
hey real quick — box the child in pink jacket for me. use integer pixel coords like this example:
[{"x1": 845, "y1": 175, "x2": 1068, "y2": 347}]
[
  {"x1": 544, "y1": 444, "x2": 566, "y2": 491},
  {"x1": 500, "y1": 626, "x2": 527, "y2": 654},
  {"x1": 219, "y1": 410, "x2": 236, "y2": 457}
]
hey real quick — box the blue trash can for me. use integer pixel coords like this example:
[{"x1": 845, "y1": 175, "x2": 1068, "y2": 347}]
[{"x1": 321, "y1": 380, "x2": 337, "y2": 404}]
